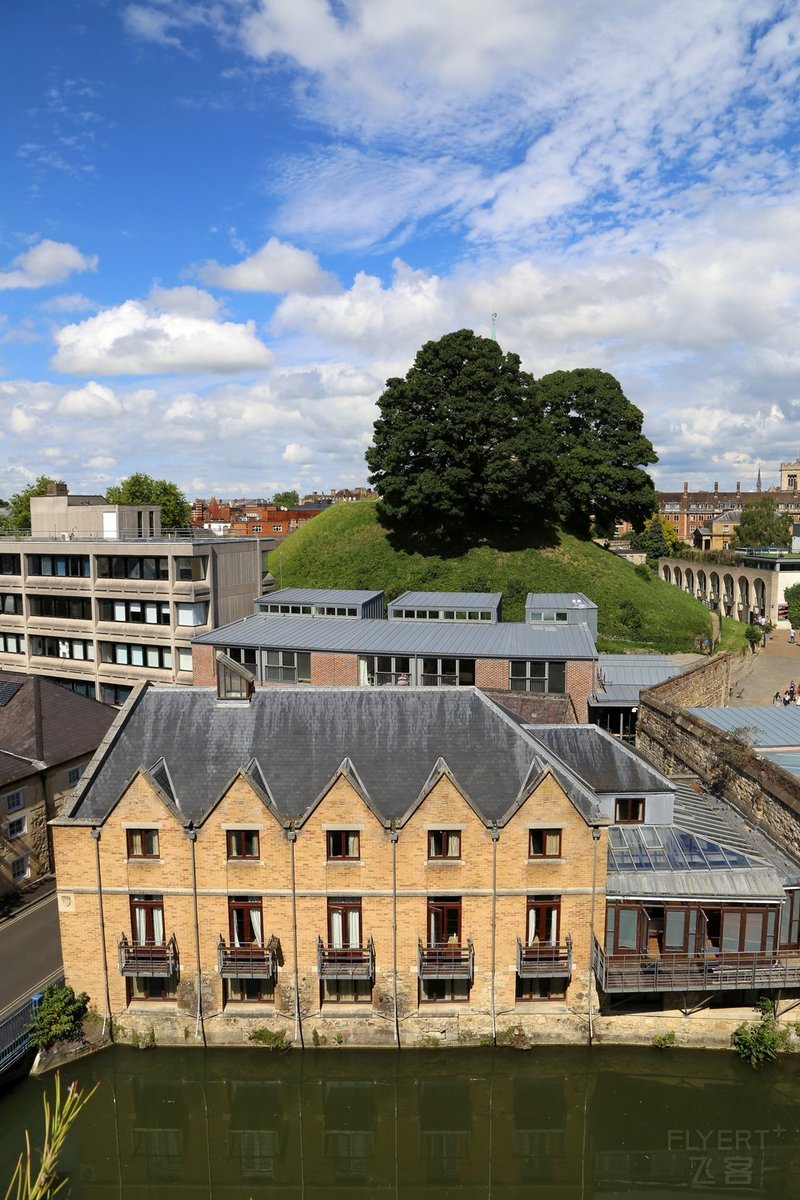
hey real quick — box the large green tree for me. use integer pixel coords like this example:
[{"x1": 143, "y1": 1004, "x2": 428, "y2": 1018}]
[
  {"x1": 106, "y1": 473, "x2": 191, "y2": 529},
  {"x1": 366, "y1": 329, "x2": 558, "y2": 547},
  {"x1": 0, "y1": 475, "x2": 56, "y2": 531},
  {"x1": 733, "y1": 496, "x2": 792, "y2": 549},
  {"x1": 272, "y1": 490, "x2": 300, "y2": 507},
  {"x1": 537, "y1": 368, "x2": 657, "y2": 536},
  {"x1": 630, "y1": 514, "x2": 683, "y2": 559}
]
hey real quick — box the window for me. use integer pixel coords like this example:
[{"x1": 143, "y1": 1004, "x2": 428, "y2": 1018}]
[
  {"x1": 272, "y1": 525, "x2": 283, "y2": 532},
  {"x1": 177, "y1": 648, "x2": 193, "y2": 673},
  {"x1": 227, "y1": 830, "x2": 260, "y2": 859},
  {"x1": 67, "y1": 766, "x2": 82, "y2": 787},
  {"x1": 251, "y1": 525, "x2": 262, "y2": 533},
  {"x1": 176, "y1": 602, "x2": 209, "y2": 627},
  {"x1": 359, "y1": 654, "x2": 411, "y2": 686},
  {"x1": 127, "y1": 829, "x2": 160, "y2": 858},
  {"x1": 100, "y1": 683, "x2": 132, "y2": 706},
  {"x1": 509, "y1": 660, "x2": 566, "y2": 693},
  {"x1": 0, "y1": 554, "x2": 20, "y2": 575},
  {"x1": 30, "y1": 635, "x2": 94, "y2": 661},
  {"x1": 0, "y1": 633, "x2": 24, "y2": 654},
  {"x1": 99, "y1": 642, "x2": 172, "y2": 669},
  {"x1": 98, "y1": 598, "x2": 170, "y2": 625},
  {"x1": 11, "y1": 854, "x2": 29, "y2": 883},
  {"x1": 0, "y1": 593, "x2": 21, "y2": 615},
  {"x1": 96, "y1": 555, "x2": 169, "y2": 580},
  {"x1": 327, "y1": 830, "x2": 360, "y2": 860},
  {"x1": 8, "y1": 816, "x2": 26, "y2": 839},
  {"x1": 420, "y1": 658, "x2": 475, "y2": 687},
  {"x1": 175, "y1": 556, "x2": 208, "y2": 582},
  {"x1": 27, "y1": 555, "x2": 90, "y2": 577},
  {"x1": 529, "y1": 829, "x2": 562, "y2": 858},
  {"x1": 5, "y1": 789, "x2": 23, "y2": 813},
  {"x1": 130, "y1": 895, "x2": 165, "y2": 945},
  {"x1": 28, "y1": 595, "x2": 92, "y2": 620},
  {"x1": 264, "y1": 650, "x2": 311, "y2": 684},
  {"x1": 615, "y1": 797, "x2": 646, "y2": 824},
  {"x1": 428, "y1": 830, "x2": 461, "y2": 859}
]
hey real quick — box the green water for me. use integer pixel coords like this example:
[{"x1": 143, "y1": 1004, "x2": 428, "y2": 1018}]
[{"x1": 1, "y1": 1044, "x2": 798, "y2": 1198}]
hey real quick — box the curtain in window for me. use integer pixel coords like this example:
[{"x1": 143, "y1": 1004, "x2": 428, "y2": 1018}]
[
  {"x1": 330, "y1": 909, "x2": 344, "y2": 949},
  {"x1": 347, "y1": 908, "x2": 360, "y2": 948},
  {"x1": 130, "y1": 830, "x2": 143, "y2": 856},
  {"x1": 232, "y1": 909, "x2": 244, "y2": 947},
  {"x1": 527, "y1": 907, "x2": 537, "y2": 945},
  {"x1": 134, "y1": 905, "x2": 147, "y2": 944},
  {"x1": 250, "y1": 907, "x2": 262, "y2": 946},
  {"x1": 152, "y1": 905, "x2": 164, "y2": 945},
  {"x1": 545, "y1": 831, "x2": 560, "y2": 856},
  {"x1": 114, "y1": 601, "x2": 126, "y2": 621},
  {"x1": 358, "y1": 658, "x2": 370, "y2": 686},
  {"x1": 447, "y1": 832, "x2": 459, "y2": 857},
  {"x1": 346, "y1": 832, "x2": 359, "y2": 857},
  {"x1": 548, "y1": 908, "x2": 557, "y2": 945}
]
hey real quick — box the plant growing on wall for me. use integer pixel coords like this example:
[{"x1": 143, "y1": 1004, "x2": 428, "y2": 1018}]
[{"x1": 28, "y1": 984, "x2": 89, "y2": 1052}]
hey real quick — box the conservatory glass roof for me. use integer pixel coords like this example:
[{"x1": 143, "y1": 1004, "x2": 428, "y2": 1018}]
[{"x1": 607, "y1": 824, "x2": 763, "y2": 873}]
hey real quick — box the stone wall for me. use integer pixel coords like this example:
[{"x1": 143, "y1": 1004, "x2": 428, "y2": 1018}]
[{"x1": 637, "y1": 654, "x2": 800, "y2": 859}]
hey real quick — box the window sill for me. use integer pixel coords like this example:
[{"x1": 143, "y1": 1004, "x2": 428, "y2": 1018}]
[
  {"x1": 226, "y1": 859, "x2": 262, "y2": 866},
  {"x1": 426, "y1": 859, "x2": 464, "y2": 866},
  {"x1": 527, "y1": 857, "x2": 563, "y2": 864}
]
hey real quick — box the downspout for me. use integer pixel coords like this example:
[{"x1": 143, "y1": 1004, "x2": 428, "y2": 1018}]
[
  {"x1": 186, "y1": 824, "x2": 206, "y2": 1045},
  {"x1": 288, "y1": 828, "x2": 304, "y2": 1048},
  {"x1": 91, "y1": 827, "x2": 113, "y2": 1041},
  {"x1": 588, "y1": 826, "x2": 601, "y2": 1047},
  {"x1": 490, "y1": 823, "x2": 500, "y2": 1045},
  {"x1": 390, "y1": 827, "x2": 400, "y2": 1048}
]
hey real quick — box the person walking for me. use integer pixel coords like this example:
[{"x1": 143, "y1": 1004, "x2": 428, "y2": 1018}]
[{"x1": 791, "y1": 627, "x2": 796, "y2": 645}]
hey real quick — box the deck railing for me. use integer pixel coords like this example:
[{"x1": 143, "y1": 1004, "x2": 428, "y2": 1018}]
[
  {"x1": 517, "y1": 935, "x2": 573, "y2": 979},
  {"x1": 118, "y1": 934, "x2": 178, "y2": 978},
  {"x1": 418, "y1": 938, "x2": 474, "y2": 981},
  {"x1": 317, "y1": 936, "x2": 375, "y2": 981},
  {"x1": 593, "y1": 937, "x2": 800, "y2": 993},
  {"x1": 217, "y1": 936, "x2": 277, "y2": 980}
]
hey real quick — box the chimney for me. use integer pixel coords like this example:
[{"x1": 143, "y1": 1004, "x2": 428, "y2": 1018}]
[
  {"x1": 683, "y1": 482, "x2": 688, "y2": 494},
  {"x1": 713, "y1": 481, "x2": 719, "y2": 497},
  {"x1": 46, "y1": 481, "x2": 68, "y2": 497},
  {"x1": 736, "y1": 481, "x2": 741, "y2": 497}
]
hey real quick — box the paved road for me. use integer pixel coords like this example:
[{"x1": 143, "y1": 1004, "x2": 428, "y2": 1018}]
[
  {"x1": 729, "y1": 628, "x2": 800, "y2": 707},
  {"x1": 0, "y1": 894, "x2": 62, "y2": 1021}
]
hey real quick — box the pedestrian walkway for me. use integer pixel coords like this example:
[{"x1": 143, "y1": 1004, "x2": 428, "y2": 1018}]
[{"x1": 729, "y1": 629, "x2": 800, "y2": 707}]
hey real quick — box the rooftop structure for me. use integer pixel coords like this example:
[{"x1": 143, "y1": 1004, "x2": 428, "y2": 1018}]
[
  {"x1": 388, "y1": 591, "x2": 502, "y2": 623},
  {"x1": 255, "y1": 587, "x2": 385, "y2": 620}
]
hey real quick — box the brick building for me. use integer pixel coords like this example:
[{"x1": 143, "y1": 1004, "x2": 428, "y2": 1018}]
[
  {"x1": 52, "y1": 683, "x2": 800, "y2": 1045},
  {"x1": 1, "y1": 670, "x2": 116, "y2": 895}
]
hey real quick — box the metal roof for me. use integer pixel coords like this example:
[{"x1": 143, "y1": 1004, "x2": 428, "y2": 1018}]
[
  {"x1": 525, "y1": 593, "x2": 597, "y2": 610},
  {"x1": 389, "y1": 591, "x2": 501, "y2": 609},
  {"x1": 762, "y1": 751, "x2": 800, "y2": 778},
  {"x1": 195, "y1": 614, "x2": 599, "y2": 659},
  {"x1": 256, "y1": 587, "x2": 384, "y2": 605},
  {"x1": 591, "y1": 655, "x2": 682, "y2": 707},
  {"x1": 523, "y1": 725, "x2": 674, "y2": 794},
  {"x1": 688, "y1": 706, "x2": 800, "y2": 747}
]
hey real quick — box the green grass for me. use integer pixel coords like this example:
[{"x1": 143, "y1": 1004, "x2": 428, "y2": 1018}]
[
  {"x1": 717, "y1": 616, "x2": 751, "y2": 656},
  {"x1": 267, "y1": 502, "x2": 713, "y2": 653}
]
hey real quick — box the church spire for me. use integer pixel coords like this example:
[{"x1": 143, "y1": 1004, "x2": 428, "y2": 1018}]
[{"x1": 756, "y1": 467, "x2": 762, "y2": 492}]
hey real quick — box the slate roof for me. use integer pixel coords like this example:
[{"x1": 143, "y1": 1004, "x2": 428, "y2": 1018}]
[
  {"x1": 61, "y1": 686, "x2": 605, "y2": 828},
  {"x1": 523, "y1": 725, "x2": 675, "y2": 796},
  {"x1": 0, "y1": 670, "x2": 117, "y2": 787},
  {"x1": 194, "y1": 614, "x2": 598, "y2": 659}
]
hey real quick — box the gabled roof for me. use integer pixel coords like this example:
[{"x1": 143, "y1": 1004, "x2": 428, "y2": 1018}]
[
  {"x1": 0, "y1": 670, "x2": 117, "y2": 786},
  {"x1": 59, "y1": 686, "x2": 609, "y2": 829},
  {"x1": 523, "y1": 725, "x2": 675, "y2": 796}
]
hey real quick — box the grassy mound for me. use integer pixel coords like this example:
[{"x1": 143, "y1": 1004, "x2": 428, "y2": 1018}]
[{"x1": 267, "y1": 501, "x2": 712, "y2": 653}]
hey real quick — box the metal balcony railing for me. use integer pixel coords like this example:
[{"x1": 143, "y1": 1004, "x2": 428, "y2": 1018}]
[
  {"x1": 317, "y1": 936, "x2": 375, "y2": 981},
  {"x1": 418, "y1": 938, "x2": 474, "y2": 982},
  {"x1": 420, "y1": 674, "x2": 459, "y2": 687},
  {"x1": 217, "y1": 936, "x2": 277, "y2": 980},
  {"x1": 516, "y1": 935, "x2": 573, "y2": 980},
  {"x1": 592, "y1": 937, "x2": 800, "y2": 994},
  {"x1": 118, "y1": 934, "x2": 178, "y2": 978}
]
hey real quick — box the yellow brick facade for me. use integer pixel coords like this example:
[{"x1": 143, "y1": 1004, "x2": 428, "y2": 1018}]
[{"x1": 53, "y1": 761, "x2": 607, "y2": 1046}]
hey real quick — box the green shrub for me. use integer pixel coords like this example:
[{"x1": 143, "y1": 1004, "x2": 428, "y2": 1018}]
[
  {"x1": 731, "y1": 1007, "x2": 790, "y2": 1068},
  {"x1": 248, "y1": 1026, "x2": 289, "y2": 1051},
  {"x1": 28, "y1": 984, "x2": 90, "y2": 1051},
  {"x1": 652, "y1": 1030, "x2": 676, "y2": 1050},
  {"x1": 634, "y1": 562, "x2": 652, "y2": 582}
]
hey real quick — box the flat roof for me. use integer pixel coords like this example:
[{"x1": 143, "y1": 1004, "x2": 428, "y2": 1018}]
[
  {"x1": 688, "y1": 706, "x2": 800, "y2": 748},
  {"x1": 257, "y1": 588, "x2": 384, "y2": 605},
  {"x1": 591, "y1": 655, "x2": 681, "y2": 706},
  {"x1": 526, "y1": 593, "x2": 597, "y2": 609},
  {"x1": 195, "y1": 614, "x2": 598, "y2": 659},
  {"x1": 389, "y1": 591, "x2": 501, "y2": 609}
]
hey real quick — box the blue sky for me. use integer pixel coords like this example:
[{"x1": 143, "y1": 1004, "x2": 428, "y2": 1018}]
[{"x1": 1, "y1": 0, "x2": 799, "y2": 502}]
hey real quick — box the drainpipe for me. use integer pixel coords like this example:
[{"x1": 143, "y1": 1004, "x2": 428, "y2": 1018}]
[
  {"x1": 288, "y1": 828, "x2": 304, "y2": 1048},
  {"x1": 490, "y1": 823, "x2": 500, "y2": 1045},
  {"x1": 186, "y1": 824, "x2": 206, "y2": 1045},
  {"x1": 390, "y1": 827, "x2": 400, "y2": 1048},
  {"x1": 91, "y1": 827, "x2": 113, "y2": 1041},
  {"x1": 588, "y1": 826, "x2": 601, "y2": 1046}
]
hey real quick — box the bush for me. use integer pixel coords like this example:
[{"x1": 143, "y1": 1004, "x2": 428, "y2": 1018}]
[
  {"x1": 248, "y1": 1026, "x2": 289, "y2": 1051},
  {"x1": 744, "y1": 624, "x2": 762, "y2": 653},
  {"x1": 634, "y1": 562, "x2": 652, "y2": 582},
  {"x1": 652, "y1": 1030, "x2": 676, "y2": 1050},
  {"x1": 731, "y1": 1004, "x2": 790, "y2": 1067},
  {"x1": 28, "y1": 984, "x2": 90, "y2": 1051}
]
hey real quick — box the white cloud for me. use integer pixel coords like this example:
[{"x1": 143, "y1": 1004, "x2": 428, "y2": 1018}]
[
  {"x1": 148, "y1": 285, "x2": 222, "y2": 318},
  {"x1": 9, "y1": 407, "x2": 36, "y2": 435},
  {"x1": 87, "y1": 454, "x2": 117, "y2": 469},
  {"x1": 282, "y1": 442, "x2": 314, "y2": 464},
  {"x1": 41, "y1": 293, "x2": 96, "y2": 313},
  {"x1": 52, "y1": 298, "x2": 273, "y2": 375},
  {"x1": 0, "y1": 240, "x2": 98, "y2": 290},
  {"x1": 197, "y1": 238, "x2": 340, "y2": 295},
  {"x1": 58, "y1": 381, "x2": 123, "y2": 420}
]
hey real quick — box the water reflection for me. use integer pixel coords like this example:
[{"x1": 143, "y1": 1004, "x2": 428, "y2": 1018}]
[{"x1": 2, "y1": 1045, "x2": 797, "y2": 1199}]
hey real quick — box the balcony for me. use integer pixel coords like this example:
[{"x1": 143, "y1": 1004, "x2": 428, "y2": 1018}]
[
  {"x1": 418, "y1": 938, "x2": 474, "y2": 982},
  {"x1": 118, "y1": 934, "x2": 178, "y2": 978},
  {"x1": 218, "y1": 936, "x2": 277, "y2": 980},
  {"x1": 516, "y1": 935, "x2": 573, "y2": 980},
  {"x1": 317, "y1": 936, "x2": 375, "y2": 981},
  {"x1": 592, "y1": 937, "x2": 800, "y2": 994}
]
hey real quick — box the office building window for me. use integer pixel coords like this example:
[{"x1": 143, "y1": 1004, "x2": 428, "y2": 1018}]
[{"x1": 509, "y1": 660, "x2": 566, "y2": 693}]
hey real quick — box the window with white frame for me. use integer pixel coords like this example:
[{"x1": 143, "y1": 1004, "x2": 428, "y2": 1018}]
[
  {"x1": 0, "y1": 633, "x2": 24, "y2": 654},
  {"x1": 177, "y1": 647, "x2": 193, "y2": 673},
  {"x1": 5, "y1": 789, "x2": 23, "y2": 813},
  {"x1": 11, "y1": 855, "x2": 29, "y2": 882},
  {"x1": 8, "y1": 816, "x2": 26, "y2": 839},
  {"x1": 176, "y1": 602, "x2": 209, "y2": 627}
]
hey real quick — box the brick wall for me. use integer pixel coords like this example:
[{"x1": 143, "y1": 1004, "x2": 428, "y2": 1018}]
[
  {"x1": 566, "y1": 659, "x2": 596, "y2": 722},
  {"x1": 475, "y1": 659, "x2": 508, "y2": 689},
  {"x1": 310, "y1": 652, "x2": 360, "y2": 686},
  {"x1": 192, "y1": 643, "x2": 216, "y2": 687}
]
